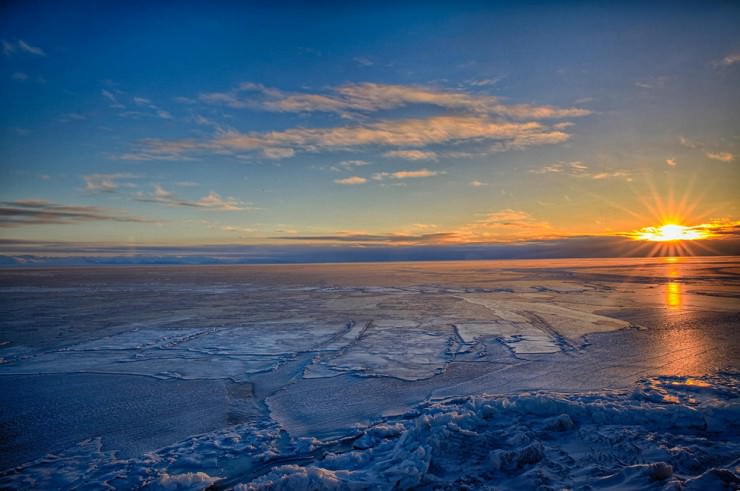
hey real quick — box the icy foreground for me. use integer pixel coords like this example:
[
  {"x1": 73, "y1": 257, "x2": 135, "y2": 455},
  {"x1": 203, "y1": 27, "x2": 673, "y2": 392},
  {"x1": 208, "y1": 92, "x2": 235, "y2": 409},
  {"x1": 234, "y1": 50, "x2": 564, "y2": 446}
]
[
  {"x1": 1, "y1": 257, "x2": 739, "y2": 489},
  {"x1": 1, "y1": 373, "x2": 739, "y2": 490}
]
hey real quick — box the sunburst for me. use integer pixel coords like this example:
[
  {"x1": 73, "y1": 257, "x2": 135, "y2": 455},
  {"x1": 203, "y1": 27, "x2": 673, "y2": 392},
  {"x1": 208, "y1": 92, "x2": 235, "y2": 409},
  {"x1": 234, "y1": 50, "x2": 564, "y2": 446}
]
[{"x1": 632, "y1": 223, "x2": 707, "y2": 242}]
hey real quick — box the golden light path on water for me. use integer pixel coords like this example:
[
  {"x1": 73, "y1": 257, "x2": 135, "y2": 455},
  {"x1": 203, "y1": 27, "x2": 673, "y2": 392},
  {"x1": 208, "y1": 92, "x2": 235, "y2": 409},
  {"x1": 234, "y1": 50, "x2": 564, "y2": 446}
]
[
  {"x1": 664, "y1": 257, "x2": 682, "y2": 309},
  {"x1": 655, "y1": 257, "x2": 717, "y2": 376}
]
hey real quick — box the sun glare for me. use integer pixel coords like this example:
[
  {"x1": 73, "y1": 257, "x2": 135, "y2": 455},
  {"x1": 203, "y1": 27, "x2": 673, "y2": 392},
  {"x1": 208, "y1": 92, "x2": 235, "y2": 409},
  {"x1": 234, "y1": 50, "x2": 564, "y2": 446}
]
[{"x1": 635, "y1": 224, "x2": 706, "y2": 242}]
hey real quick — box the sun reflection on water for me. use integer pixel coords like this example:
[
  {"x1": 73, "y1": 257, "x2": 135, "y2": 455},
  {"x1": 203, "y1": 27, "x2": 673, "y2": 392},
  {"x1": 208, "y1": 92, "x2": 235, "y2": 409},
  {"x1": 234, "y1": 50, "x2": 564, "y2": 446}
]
[
  {"x1": 665, "y1": 281, "x2": 681, "y2": 309},
  {"x1": 663, "y1": 257, "x2": 683, "y2": 310}
]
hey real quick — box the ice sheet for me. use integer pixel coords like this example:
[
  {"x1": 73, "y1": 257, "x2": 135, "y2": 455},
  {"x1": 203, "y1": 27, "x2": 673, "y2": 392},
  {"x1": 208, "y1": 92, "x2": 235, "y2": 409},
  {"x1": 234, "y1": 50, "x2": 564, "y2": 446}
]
[{"x1": 1, "y1": 257, "x2": 738, "y2": 489}]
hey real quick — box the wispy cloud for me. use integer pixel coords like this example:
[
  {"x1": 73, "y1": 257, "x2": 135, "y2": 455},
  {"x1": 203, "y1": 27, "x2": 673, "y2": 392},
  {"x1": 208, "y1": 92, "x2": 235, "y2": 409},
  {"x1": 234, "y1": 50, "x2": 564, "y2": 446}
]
[
  {"x1": 469, "y1": 180, "x2": 488, "y2": 187},
  {"x1": 679, "y1": 136, "x2": 734, "y2": 163},
  {"x1": 262, "y1": 147, "x2": 295, "y2": 160},
  {"x1": 665, "y1": 158, "x2": 677, "y2": 167},
  {"x1": 207, "y1": 116, "x2": 569, "y2": 154},
  {"x1": 58, "y1": 112, "x2": 87, "y2": 123},
  {"x1": 130, "y1": 81, "x2": 583, "y2": 161},
  {"x1": 338, "y1": 160, "x2": 369, "y2": 169},
  {"x1": 679, "y1": 136, "x2": 702, "y2": 149},
  {"x1": 334, "y1": 176, "x2": 367, "y2": 185},
  {"x1": 101, "y1": 89, "x2": 125, "y2": 109},
  {"x1": 530, "y1": 161, "x2": 589, "y2": 175},
  {"x1": 590, "y1": 171, "x2": 631, "y2": 180},
  {"x1": 200, "y1": 81, "x2": 592, "y2": 120},
  {"x1": 383, "y1": 149, "x2": 438, "y2": 161},
  {"x1": 0, "y1": 200, "x2": 156, "y2": 227},
  {"x1": 82, "y1": 173, "x2": 138, "y2": 193},
  {"x1": 135, "y1": 185, "x2": 251, "y2": 211},
  {"x1": 530, "y1": 161, "x2": 631, "y2": 181},
  {"x1": 706, "y1": 151, "x2": 734, "y2": 162},
  {"x1": 353, "y1": 56, "x2": 374, "y2": 67},
  {"x1": 716, "y1": 52, "x2": 740, "y2": 67},
  {"x1": 450, "y1": 209, "x2": 554, "y2": 243},
  {"x1": 133, "y1": 96, "x2": 173, "y2": 119},
  {"x1": 113, "y1": 138, "x2": 199, "y2": 161},
  {"x1": 2, "y1": 39, "x2": 45, "y2": 56},
  {"x1": 271, "y1": 231, "x2": 456, "y2": 245},
  {"x1": 11, "y1": 72, "x2": 28, "y2": 81},
  {"x1": 222, "y1": 225, "x2": 257, "y2": 234},
  {"x1": 372, "y1": 169, "x2": 442, "y2": 180},
  {"x1": 269, "y1": 209, "x2": 553, "y2": 246}
]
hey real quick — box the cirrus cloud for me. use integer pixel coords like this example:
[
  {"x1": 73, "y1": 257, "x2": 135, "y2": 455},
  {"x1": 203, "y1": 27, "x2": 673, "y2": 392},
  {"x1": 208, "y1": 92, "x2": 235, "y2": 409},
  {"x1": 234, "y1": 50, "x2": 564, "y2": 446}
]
[
  {"x1": 334, "y1": 176, "x2": 367, "y2": 185},
  {"x1": 706, "y1": 151, "x2": 734, "y2": 162},
  {"x1": 0, "y1": 200, "x2": 157, "y2": 227},
  {"x1": 383, "y1": 149, "x2": 438, "y2": 161},
  {"x1": 135, "y1": 185, "x2": 251, "y2": 211}
]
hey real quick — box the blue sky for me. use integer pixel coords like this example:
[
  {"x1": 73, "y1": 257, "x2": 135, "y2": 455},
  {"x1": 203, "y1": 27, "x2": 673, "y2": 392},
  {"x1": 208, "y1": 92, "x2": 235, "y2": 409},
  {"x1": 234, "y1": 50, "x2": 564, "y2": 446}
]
[{"x1": 1, "y1": 1, "x2": 739, "y2": 260}]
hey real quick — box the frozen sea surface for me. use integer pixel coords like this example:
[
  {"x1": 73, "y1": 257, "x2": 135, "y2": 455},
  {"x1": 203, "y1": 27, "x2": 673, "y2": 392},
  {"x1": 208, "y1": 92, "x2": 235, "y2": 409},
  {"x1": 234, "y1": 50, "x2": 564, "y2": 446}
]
[{"x1": 0, "y1": 257, "x2": 738, "y2": 489}]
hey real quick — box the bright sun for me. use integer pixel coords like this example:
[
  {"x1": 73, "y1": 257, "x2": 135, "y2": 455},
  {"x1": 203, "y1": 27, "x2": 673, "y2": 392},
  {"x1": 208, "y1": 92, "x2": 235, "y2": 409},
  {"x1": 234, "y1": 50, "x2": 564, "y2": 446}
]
[{"x1": 635, "y1": 223, "x2": 705, "y2": 242}]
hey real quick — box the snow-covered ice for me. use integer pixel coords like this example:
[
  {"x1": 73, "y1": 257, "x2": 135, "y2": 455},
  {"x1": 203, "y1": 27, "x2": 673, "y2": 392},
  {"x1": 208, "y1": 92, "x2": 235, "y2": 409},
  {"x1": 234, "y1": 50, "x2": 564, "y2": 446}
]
[
  {"x1": 0, "y1": 257, "x2": 738, "y2": 489},
  {"x1": 2, "y1": 373, "x2": 738, "y2": 490}
]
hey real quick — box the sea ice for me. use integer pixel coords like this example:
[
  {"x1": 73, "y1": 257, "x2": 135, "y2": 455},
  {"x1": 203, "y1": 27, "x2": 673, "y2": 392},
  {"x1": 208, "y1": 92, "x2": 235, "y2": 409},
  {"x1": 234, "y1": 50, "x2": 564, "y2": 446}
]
[
  {"x1": 1, "y1": 373, "x2": 737, "y2": 490},
  {"x1": 1, "y1": 258, "x2": 738, "y2": 489}
]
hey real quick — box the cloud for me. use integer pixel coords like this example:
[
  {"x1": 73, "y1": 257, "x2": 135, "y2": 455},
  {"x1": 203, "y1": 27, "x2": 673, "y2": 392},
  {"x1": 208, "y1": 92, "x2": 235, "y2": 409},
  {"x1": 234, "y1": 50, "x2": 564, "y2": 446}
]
[
  {"x1": 17, "y1": 40, "x2": 45, "y2": 56},
  {"x1": 222, "y1": 225, "x2": 257, "y2": 234},
  {"x1": 383, "y1": 149, "x2": 438, "y2": 161},
  {"x1": 82, "y1": 173, "x2": 137, "y2": 193},
  {"x1": 136, "y1": 185, "x2": 250, "y2": 211},
  {"x1": 0, "y1": 200, "x2": 155, "y2": 227},
  {"x1": 1, "y1": 40, "x2": 13, "y2": 56},
  {"x1": 679, "y1": 136, "x2": 702, "y2": 149},
  {"x1": 590, "y1": 171, "x2": 631, "y2": 180},
  {"x1": 450, "y1": 209, "x2": 554, "y2": 243},
  {"x1": 469, "y1": 180, "x2": 488, "y2": 187},
  {"x1": 58, "y1": 112, "x2": 87, "y2": 123},
  {"x1": 334, "y1": 176, "x2": 367, "y2": 185},
  {"x1": 706, "y1": 151, "x2": 734, "y2": 162},
  {"x1": 717, "y1": 53, "x2": 740, "y2": 66},
  {"x1": 101, "y1": 89, "x2": 125, "y2": 109},
  {"x1": 353, "y1": 56, "x2": 374, "y2": 67},
  {"x1": 634, "y1": 79, "x2": 665, "y2": 90},
  {"x1": 135, "y1": 82, "x2": 585, "y2": 161},
  {"x1": 666, "y1": 158, "x2": 677, "y2": 167},
  {"x1": 2, "y1": 39, "x2": 45, "y2": 56},
  {"x1": 338, "y1": 160, "x2": 369, "y2": 169},
  {"x1": 268, "y1": 209, "x2": 553, "y2": 245},
  {"x1": 262, "y1": 147, "x2": 296, "y2": 159},
  {"x1": 530, "y1": 161, "x2": 631, "y2": 181},
  {"x1": 11, "y1": 72, "x2": 28, "y2": 81},
  {"x1": 271, "y1": 232, "x2": 456, "y2": 245},
  {"x1": 530, "y1": 161, "x2": 589, "y2": 175},
  {"x1": 679, "y1": 137, "x2": 733, "y2": 163},
  {"x1": 199, "y1": 81, "x2": 591, "y2": 120},
  {"x1": 131, "y1": 95, "x2": 173, "y2": 119},
  {"x1": 372, "y1": 169, "x2": 441, "y2": 180},
  {"x1": 207, "y1": 116, "x2": 568, "y2": 155},
  {"x1": 173, "y1": 96, "x2": 197, "y2": 104},
  {"x1": 114, "y1": 138, "x2": 199, "y2": 161}
]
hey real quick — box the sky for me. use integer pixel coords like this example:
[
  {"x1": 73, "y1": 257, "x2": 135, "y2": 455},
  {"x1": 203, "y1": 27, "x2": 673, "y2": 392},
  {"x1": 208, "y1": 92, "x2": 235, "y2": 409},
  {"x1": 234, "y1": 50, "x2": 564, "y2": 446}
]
[{"x1": 1, "y1": 1, "x2": 739, "y2": 262}]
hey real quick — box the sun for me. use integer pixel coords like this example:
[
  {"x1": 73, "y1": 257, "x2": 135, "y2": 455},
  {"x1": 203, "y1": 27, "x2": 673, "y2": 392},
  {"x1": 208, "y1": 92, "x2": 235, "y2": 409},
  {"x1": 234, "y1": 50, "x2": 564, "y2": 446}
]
[{"x1": 635, "y1": 223, "x2": 706, "y2": 242}]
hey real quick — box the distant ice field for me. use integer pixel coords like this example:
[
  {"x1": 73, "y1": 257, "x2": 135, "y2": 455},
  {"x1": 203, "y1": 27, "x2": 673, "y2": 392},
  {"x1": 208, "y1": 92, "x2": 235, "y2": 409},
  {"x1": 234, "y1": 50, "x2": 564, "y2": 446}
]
[{"x1": 1, "y1": 257, "x2": 738, "y2": 489}]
